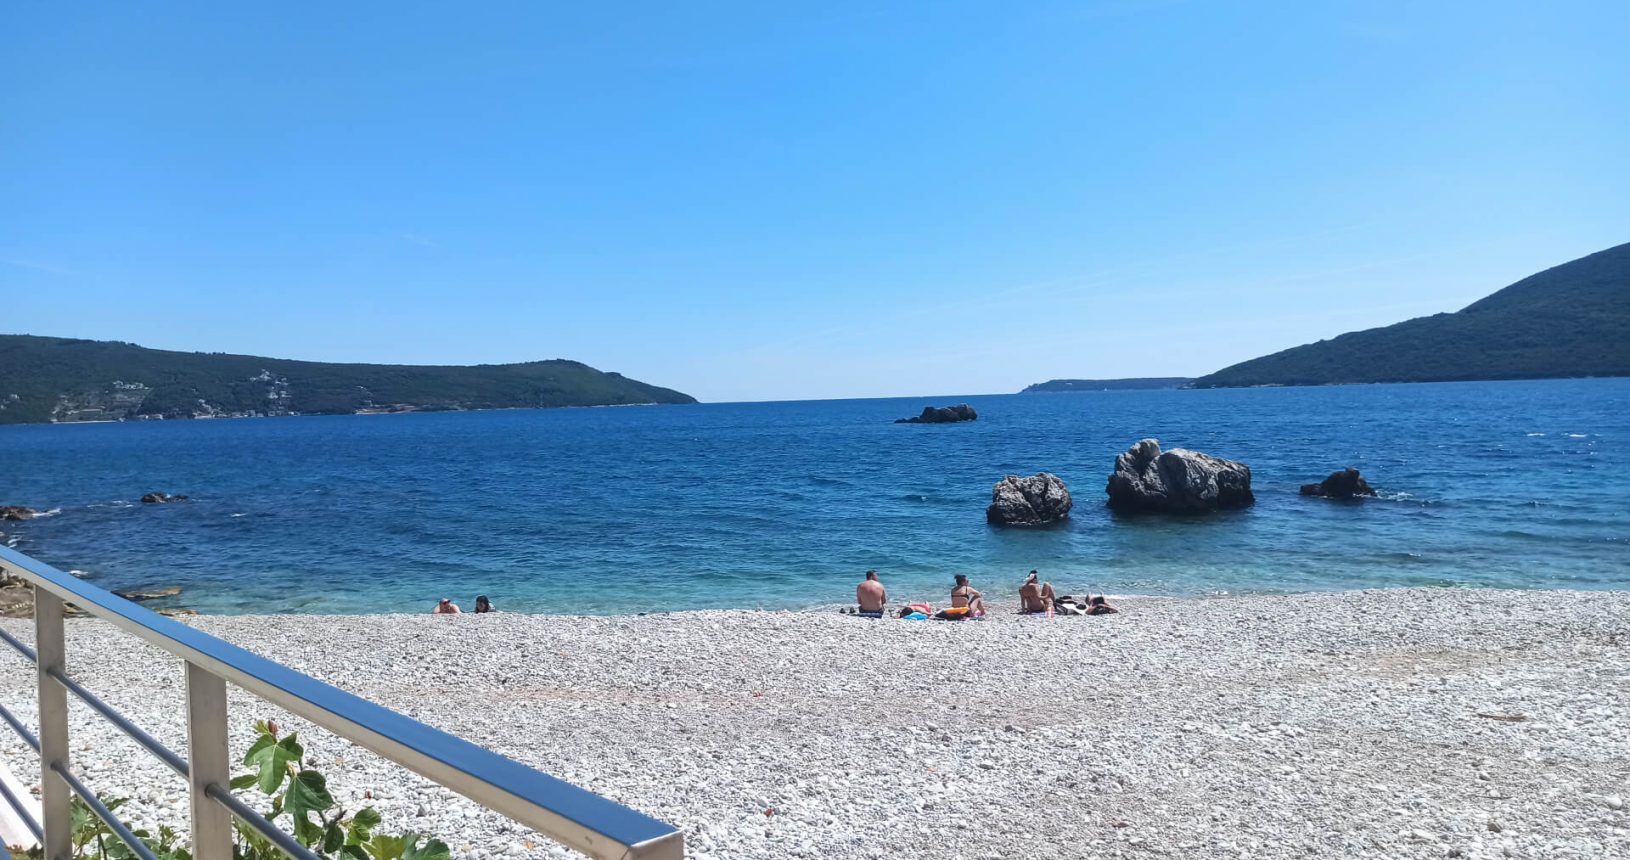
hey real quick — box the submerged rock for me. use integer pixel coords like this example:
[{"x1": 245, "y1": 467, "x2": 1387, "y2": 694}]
[
  {"x1": 115, "y1": 586, "x2": 183, "y2": 602},
  {"x1": 1300, "y1": 468, "x2": 1377, "y2": 499},
  {"x1": 896, "y1": 404, "x2": 978, "y2": 424},
  {"x1": 140, "y1": 492, "x2": 190, "y2": 504},
  {"x1": 986, "y1": 473, "x2": 1072, "y2": 526},
  {"x1": 1105, "y1": 438, "x2": 1254, "y2": 513},
  {"x1": 0, "y1": 506, "x2": 37, "y2": 521}
]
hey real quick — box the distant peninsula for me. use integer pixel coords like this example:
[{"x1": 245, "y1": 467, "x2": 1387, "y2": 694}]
[
  {"x1": 1192, "y1": 241, "x2": 1630, "y2": 388},
  {"x1": 1021, "y1": 377, "x2": 1191, "y2": 393},
  {"x1": 0, "y1": 335, "x2": 696, "y2": 424}
]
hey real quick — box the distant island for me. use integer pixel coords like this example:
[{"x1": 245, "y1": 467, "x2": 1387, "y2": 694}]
[
  {"x1": 0, "y1": 335, "x2": 696, "y2": 424},
  {"x1": 1021, "y1": 378, "x2": 1191, "y2": 393},
  {"x1": 1192, "y1": 241, "x2": 1630, "y2": 388}
]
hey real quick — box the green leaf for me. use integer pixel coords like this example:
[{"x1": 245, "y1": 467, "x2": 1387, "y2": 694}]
[
  {"x1": 363, "y1": 834, "x2": 406, "y2": 860},
  {"x1": 244, "y1": 734, "x2": 303, "y2": 794},
  {"x1": 342, "y1": 845, "x2": 370, "y2": 860},
  {"x1": 323, "y1": 822, "x2": 346, "y2": 854},
  {"x1": 284, "y1": 769, "x2": 335, "y2": 821},
  {"x1": 292, "y1": 814, "x2": 323, "y2": 848},
  {"x1": 402, "y1": 835, "x2": 451, "y2": 860},
  {"x1": 348, "y1": 807, "x2": 382, "y2": 843},
  {"x1": 229, "y1": 774, "x2": 258, "y2": 791},
  {"x1": 241, "y1": 734, "x2": 274, "y2": 767}
]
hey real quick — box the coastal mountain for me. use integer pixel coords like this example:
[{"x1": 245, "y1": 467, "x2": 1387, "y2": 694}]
[
  {"x1": 1192, "y1": 242, "x2": 1630, "y2": 388},
  {"x1": 0, "y1": 335, "x2": 696, "y2": 424},
  {"x1": 1022, "y1": 378, "x2": 1190, "y2": 393}
]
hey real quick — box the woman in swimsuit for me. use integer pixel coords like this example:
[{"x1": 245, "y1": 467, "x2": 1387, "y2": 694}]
[{"x1": 950, "y1": 574, "x2": 986, "y2": 617}]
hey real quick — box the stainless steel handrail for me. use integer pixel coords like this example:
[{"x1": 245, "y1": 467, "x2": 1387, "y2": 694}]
[{"x1": 0, "y1": 545, "x2": 683, "y2": 860}]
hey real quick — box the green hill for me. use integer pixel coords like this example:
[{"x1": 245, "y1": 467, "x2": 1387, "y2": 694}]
[
  {"x1": 0, "y1": 335, "x2": 696, "y2": 424},
  {"x1": 1192, "y1": 242, "x2": 1630, "y2": 388},
  {"x1": 1021, "y1": 377, "x2": 1191, "y2": 393}
]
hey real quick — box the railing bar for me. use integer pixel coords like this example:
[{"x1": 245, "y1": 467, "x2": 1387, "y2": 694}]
[
  {"x1": 0, "y1": 703, "x2": 40, "y2": 753},
  {"x1": 0, "y1": 546, "x2": 683, "y2": 859},
  {"x1": 205, "y1": 784, "x2": 323, "y2": 860},
  {"x1": 0, "y1": 778, "x2": 42, "y2": 844},
  {"x1": 0, "y1": 767, "x2": 43, "y2": 842},
  {"x1": 47, "y1": 667, "x2": 189, "y2": 778},
  {"x1": 0, "y1": 628, "x2": 36, "y2": 663},
  {"x1": 51, "y1": 764, "x2": 159, "y2": 860}
]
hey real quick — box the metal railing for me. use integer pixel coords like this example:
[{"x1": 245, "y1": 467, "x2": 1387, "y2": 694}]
[{"x1": 0, "y1": 545, "x2": 683, "y2": 860}]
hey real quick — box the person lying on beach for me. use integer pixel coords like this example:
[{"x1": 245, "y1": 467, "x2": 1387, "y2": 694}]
[
  {"x1": 432, "y1": 597, "x2": 461, "y2": 614},
  {"x1": 896, "y1": 602, "x2": 933, "y2": 619},
  {"x1": 1018, "y1": 570, "x2": 1057, "y2": 614},
  {"x1": 856, "y1": 570, "x2": 887, "y2": 617},
  {"x1": 474, "y1": 595, "x2": 495, "y2": 613},
  {"x1": 1086, "y1": 595, "x2": 1119, "y2": 615},
  {"x1": 950, "y1": 574, "x2": 986, "y2": 617}
]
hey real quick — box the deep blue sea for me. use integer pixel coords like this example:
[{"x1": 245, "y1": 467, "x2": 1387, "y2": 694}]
[{"x1": 1, "y1": 379, "x2": 1627, "y2": 614}]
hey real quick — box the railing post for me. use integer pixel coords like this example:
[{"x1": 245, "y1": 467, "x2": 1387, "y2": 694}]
[
  {"x1": 186, "y1": 663, "x2": 232, "y2": 860},
  {"x1": 34, "y1": 589, "x2": 71, "y2": 860}
]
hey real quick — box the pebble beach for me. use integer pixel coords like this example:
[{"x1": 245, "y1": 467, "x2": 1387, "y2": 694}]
[{"x1": 1, "y1": 588, "x2": 1627, "y2": 860}]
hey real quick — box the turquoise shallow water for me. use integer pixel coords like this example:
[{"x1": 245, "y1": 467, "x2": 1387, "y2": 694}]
[{"x1": 1, "y1": 379, "x2": 1627, "y2": 614}]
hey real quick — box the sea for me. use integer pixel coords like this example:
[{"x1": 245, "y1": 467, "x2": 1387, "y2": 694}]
[{"x1": 1, "y1": 379, "x2": 1626, "y2": 615}]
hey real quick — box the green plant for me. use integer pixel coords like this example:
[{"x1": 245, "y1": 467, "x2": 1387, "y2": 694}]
[
  {"x1": 24, "y1": 720, "x2": 449, "y2": 860},
  {"x1": 229, "y1": 719, "x2": 449, "y2": 860}
]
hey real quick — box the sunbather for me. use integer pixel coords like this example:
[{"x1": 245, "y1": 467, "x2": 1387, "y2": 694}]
[
  {"x1": 1018, "y1": 570, "x2": 1057, "y2": 614},
  {"x1": 950, "y1": 574, "x2": 986, "y2": 617},
  {"x1": 856, "y1": 570, "x2": 887, "y2": 616}
]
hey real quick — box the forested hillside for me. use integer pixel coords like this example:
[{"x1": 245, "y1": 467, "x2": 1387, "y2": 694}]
[
  {"x1": 0, "y1": 336, "x2": 696, "y2": 423},
  {"x1": 1192, "y1": 242, "x2": 1630, "y2": 388}
]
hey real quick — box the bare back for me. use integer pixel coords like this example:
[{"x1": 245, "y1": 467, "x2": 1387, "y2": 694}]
[{"x1": 857, "y1": 579, "x2": 886, "y2": 612}]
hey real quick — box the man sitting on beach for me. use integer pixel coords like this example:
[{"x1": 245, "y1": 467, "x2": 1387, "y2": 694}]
[
  {"x1": 856, "y1": 570, "x2": 886, "y2": 617},
  {"x1": 432, "y1": 597, "x2": 461, "y2": 614},
  {"x1": 1019, "y1": 570, "x2": 1057, "y2": 614}
]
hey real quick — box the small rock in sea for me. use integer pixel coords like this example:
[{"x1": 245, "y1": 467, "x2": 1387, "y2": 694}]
[
  {"x1": 895, "y1": 404, "x2": 977, "y2": 424},
  {"x1": 141, "y1": 492, "x2": 190, "y2": 504},
  {"x1": 1299, "y1": 467, "x2": 1378, "y2": 499},
  {"x1": 986, "y1": 473, "x2": 1072, "y2": 526},
  {"x1": 0, "y1": 506, "x2": 38, "y2": 521}
]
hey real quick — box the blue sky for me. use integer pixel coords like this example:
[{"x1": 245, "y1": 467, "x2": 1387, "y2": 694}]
[{"x1": 4, "y1": 1, "x2": 1627, "y2": 402}]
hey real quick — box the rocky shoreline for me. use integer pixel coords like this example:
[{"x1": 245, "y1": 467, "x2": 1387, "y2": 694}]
[{"x1": 0, "y1": 588, "x2": 1626, "y2": 860}]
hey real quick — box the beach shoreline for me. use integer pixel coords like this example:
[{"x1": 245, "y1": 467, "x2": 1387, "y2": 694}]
[{"x1": 1, "y1": 587, "x2": 1627, "y2": 859}]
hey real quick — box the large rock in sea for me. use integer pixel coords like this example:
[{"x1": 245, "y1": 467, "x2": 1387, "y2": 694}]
[
  {"x1": 896, "y1": 404, "x2": 977, "y2": 424},
  {"x1": 141, "y1": 492, "x2": 189, "y2": 504},
  {"x1": 1105, "y1": 439, "x2": 1254, "y2": 513},
  {"x1": 986, "y1": 473, "x2": 1072, "y2": 526},
  {"x1": 1300, "y1": 468, "x2": 1377, "y2": 499},
  {"x1": 0, "y1": 506, "x2": 37, "y2": 521}
]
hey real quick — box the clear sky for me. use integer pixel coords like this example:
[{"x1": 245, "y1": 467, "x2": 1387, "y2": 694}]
[{"x1": 4, "y1": 2, "x2": 1627, "y2": 402}]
